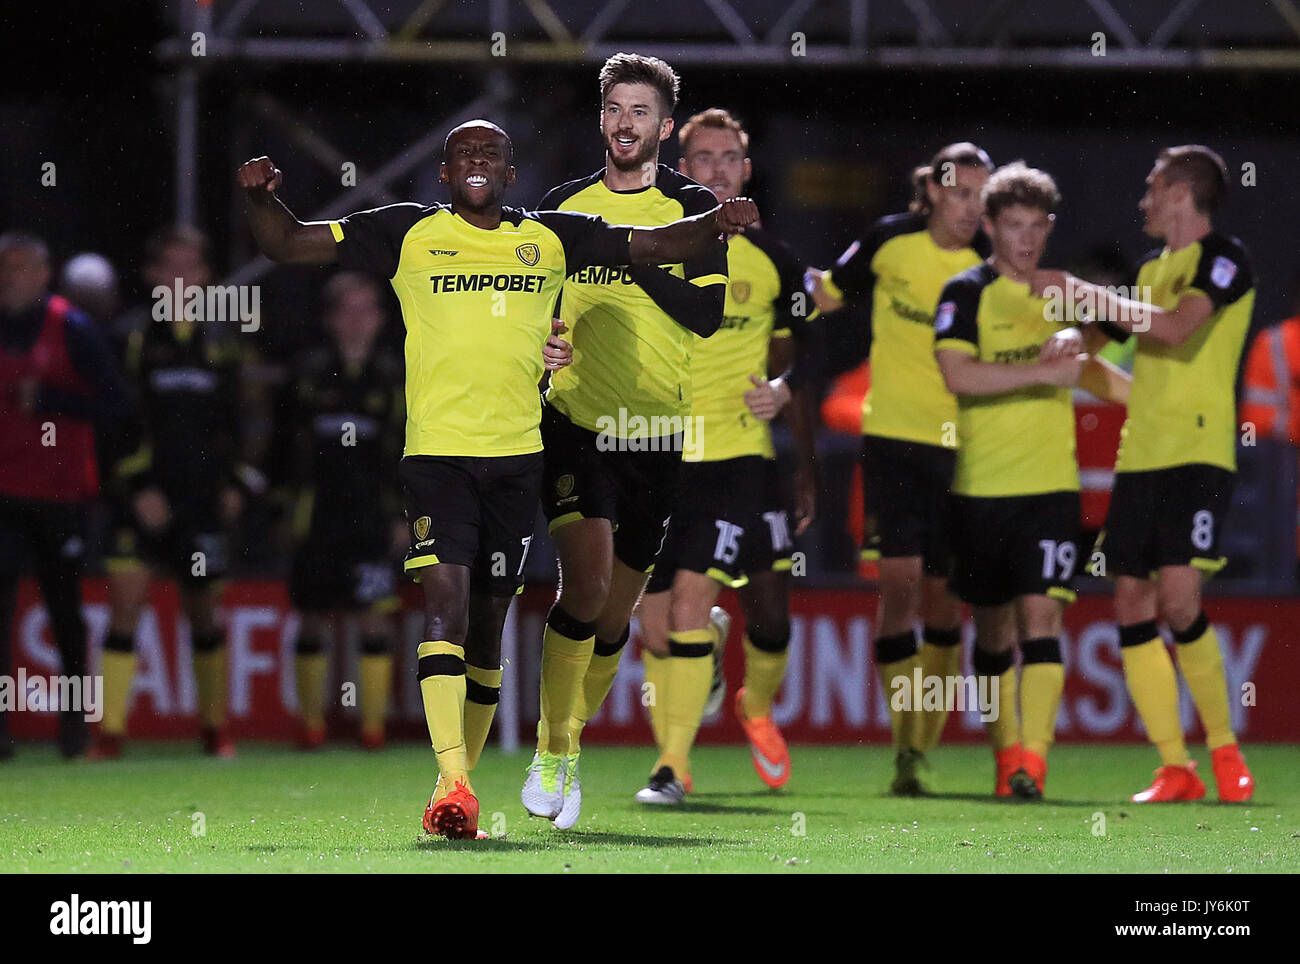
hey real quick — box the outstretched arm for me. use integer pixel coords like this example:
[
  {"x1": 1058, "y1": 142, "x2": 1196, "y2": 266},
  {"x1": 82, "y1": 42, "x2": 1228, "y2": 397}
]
[
  {"x1": 936, "y1": 348, "x2": 1084, "y2": 396},
  {"x1": 238, "y1": 156, "x2": 338, "y2": 265},
  {"x1": 626, "y1": 266, "x2": 725, "y2": 337},
  {"x1": 627, "y1": 197, "x2": 758, "y2": 265},
  {"x1": 1029, "y1": 270, "x2": 1213, "y2": 348}
]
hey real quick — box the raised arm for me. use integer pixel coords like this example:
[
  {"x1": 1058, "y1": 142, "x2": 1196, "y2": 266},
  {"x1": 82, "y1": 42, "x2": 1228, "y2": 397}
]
[
  {"x1": 238, "y1": 157, "x2": 338, "y2": 266},
  {"x1": 626, "y1": 197, "x2": 758, "y2": 265}
]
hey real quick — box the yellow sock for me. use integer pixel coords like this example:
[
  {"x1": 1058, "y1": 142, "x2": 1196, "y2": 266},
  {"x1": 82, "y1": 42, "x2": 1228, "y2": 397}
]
[
  {"x1": 657, "y1": 629, "x2": 713, "y2": 775},
  {"x1": 99, "y1": 637, "x2": 136, "y2": 737},
  {"x1": 974, "y1": 647, "x2": 1018, "y2": 751},
  {"x1": 915, "y1": 626, "x2": 963, "y2": 752},
  {"x1": 193, "y1": 648, "x2": 227, "y2": 728},
  {"x1": 1173, "y1": 614, "x2": 1235, "y2": 751},
  {"x1": 359, "y1": 652, "x2": 392, "y2": 740},
  {"x1": 1019, "y1": 637, "x2": 1064, "y2": 759},
  {"x1": 740, "y1": 631, "x2": 788, "y2": 718},
  {"x1": 417, "y1": 640, "x2": 469, "y2": 787},
  {"x1": 1120, "y1": 622, "x2": 1189, "y2": 767},
  {"x1": 568, "y1": 630, "x2": 627, "y2": 758},
  {"x1": 876, "y1": 630, "x2": 920, "y2": 753},
  {"x1": 465, "y1": 664, "x2": 502, "y2": 770},
  {"x1": 643, "y1": 649, "x2": 668, "y2": 749},
  {"x1": 537, "y1": 610, "x2": 594, "y2": 756},
  {"x1": 295, "y1": 652, "x2": 328, "y2": 729}
]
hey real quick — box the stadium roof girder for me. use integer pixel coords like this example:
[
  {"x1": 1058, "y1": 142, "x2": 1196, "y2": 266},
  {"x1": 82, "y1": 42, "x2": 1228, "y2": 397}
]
[{"x1": 156, "y1": 0, "x2": 1300, "y2": 69}]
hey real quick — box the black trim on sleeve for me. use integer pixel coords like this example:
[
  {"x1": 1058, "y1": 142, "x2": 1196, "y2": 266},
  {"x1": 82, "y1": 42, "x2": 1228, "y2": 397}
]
[
  {"x1": 665, "y1": 171, "x2": 728, "y2": 286},
  {"x1": 530, "y1": 209, "x2": 631, "y2": 275},
  {"x1": 333, "y1": 202, "x2": 435, "y2": 278},
  {"x1": 830, "y1": 211, "x2": 926, "y2": 304},
  {"x1": 538, "y1": 170, "x2": 605, "y2": 212},
  {"x1": 1189, "y1": 232, "x2": 1255, "y2": 311},
  {"x1": 627, "y1": 264, "x2": 725, "y2": 337},
  {"x1": 934, "y1": 262, "x2": 993, "y2": 352},
  {"x1": 744, "y1": 226, "x2": 812, "y2": 335}
]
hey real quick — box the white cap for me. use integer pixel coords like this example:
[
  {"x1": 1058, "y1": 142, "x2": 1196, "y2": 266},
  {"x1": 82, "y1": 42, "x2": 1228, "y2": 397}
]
[{"x1": 60, "y1": 252, "x2": 117, "y2": 292}]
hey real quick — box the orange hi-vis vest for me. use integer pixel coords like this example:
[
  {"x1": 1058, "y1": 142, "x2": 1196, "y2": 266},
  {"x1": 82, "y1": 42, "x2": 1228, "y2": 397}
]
[{"x1": 1240, "y1": 316, "x2": 1300, "y2": 556}]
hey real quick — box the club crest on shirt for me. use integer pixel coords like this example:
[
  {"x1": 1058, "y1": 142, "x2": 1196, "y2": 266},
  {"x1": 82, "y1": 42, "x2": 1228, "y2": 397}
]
[
  {"x1": 935, "y1": 300, "x2": 956, "y2": 333},
  {"x1": 516, "y1": 243, "x2": 540, "y2": 266},
  {"x1": 413, "y1": 516, "x2": 431, "y2": 541},
  {"x1": 730, "y1": 280, "x2": 751, "y2": 304},
  {"x1": 1210, "y1": 256, "x2": 1237, "y2": 289}
]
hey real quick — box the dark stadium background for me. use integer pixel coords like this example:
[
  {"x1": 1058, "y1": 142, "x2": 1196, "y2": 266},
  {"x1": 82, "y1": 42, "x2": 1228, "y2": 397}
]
[{"x1": 4, "y1": 0, "x2": 1298, "y2": 594}]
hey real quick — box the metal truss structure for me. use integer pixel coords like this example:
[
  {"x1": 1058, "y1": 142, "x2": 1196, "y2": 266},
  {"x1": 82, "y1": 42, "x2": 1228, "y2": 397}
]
[
  {"x1": 158, "y1": 0, "x2": 1300, "y2": 69},
  {"x1": 159, "y1": 0, "x2": 1300, "y2": 260}
]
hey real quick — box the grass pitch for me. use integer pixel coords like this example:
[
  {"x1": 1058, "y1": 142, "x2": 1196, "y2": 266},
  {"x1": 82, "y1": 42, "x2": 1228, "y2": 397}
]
[{"x1": 2, "y1": 743, "x2": 1297, "y2": 873}]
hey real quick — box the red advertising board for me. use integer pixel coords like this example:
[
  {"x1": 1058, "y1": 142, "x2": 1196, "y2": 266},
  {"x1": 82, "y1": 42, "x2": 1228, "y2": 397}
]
[{"x1": 6, "y1": 580, "x2": 1297, "y2": 744}]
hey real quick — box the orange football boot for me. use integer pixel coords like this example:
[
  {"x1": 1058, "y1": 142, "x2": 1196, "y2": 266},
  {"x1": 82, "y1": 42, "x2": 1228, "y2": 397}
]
[
  {"x1": 994, "y1": 743, "x2": 1023, "y2": 797},
  {"x1": 425, "y1": 779, "x2": 480, "y2": 839},
  {"x1": 735, "y1": 689, "x2": 791, "y2": 788},
  {"x1": 1210, "y1": 744, "x2": 1254, "y2": 803},
  {"x1": 201, "y1": 726, "x2": 237, "y2": 758},
  {"x1": 1131, "y1": 761, "x2": 1206, "y2": 803},
  {"x1": 297, "y1": 724, "x2": 326, "y2": 751},
  {"x1": 1022, "y1": 748, "x2": 1048, "y2": 796}
]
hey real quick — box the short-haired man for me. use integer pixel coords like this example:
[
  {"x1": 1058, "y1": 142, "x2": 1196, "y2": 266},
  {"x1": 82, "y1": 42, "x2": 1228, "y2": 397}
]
[
  {"x1": 937, "y1": 162, "x2": 1127, "y2": 798},
  {"x1": 1032, "y1": 146, "x2": 1256, "y2": 803}
]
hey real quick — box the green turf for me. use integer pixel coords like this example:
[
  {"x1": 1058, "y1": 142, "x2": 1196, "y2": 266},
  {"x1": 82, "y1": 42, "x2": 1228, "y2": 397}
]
[{"x1": 2, "y1": 743, "x2": 1297, "y2": 873}]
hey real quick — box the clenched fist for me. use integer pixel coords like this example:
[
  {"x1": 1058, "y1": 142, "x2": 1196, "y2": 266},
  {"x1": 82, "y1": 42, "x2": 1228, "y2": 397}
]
[
  {"x1": 237, "y1": 156, "x2": 283, "y2": 202},
  {"x1": 714, "y1": 197, "x2": 759, "y2": 236}
]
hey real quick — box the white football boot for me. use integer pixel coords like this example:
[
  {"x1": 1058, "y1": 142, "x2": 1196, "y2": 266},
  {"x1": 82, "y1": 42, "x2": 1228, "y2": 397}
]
[{"x1": 521, "y1": 750, "x2": 567, "y2": 819}]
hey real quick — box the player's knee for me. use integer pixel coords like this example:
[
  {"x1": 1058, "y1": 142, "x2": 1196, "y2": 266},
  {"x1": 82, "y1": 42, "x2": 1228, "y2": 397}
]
[
  {"x1": 558, "y1": 572, "x2": 610, "y2": 623},
  {"x1": 1160, "y1": 595, "x2": 1202, "y2": 636},
  {"x1": 423, "y1": 610, "x2": 469, "y2": 645},
  {"x1": 669, "y1": 592, "x2": 712, "y2": 633},
  {"x1": 879, "y1": 573, "x2": 921, "y2": 617}
]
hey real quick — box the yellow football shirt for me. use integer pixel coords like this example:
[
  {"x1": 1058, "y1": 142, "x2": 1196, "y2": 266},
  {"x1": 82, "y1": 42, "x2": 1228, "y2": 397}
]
[
  {"x1": 329, "y1": 202, "x2": 630, "y2": 458},
  {"x1": 935, "y1": 262, "x2": 1079, "y2": 498},
  {"x1": 826, "y1": 212, "x2": 988, "y2": 447},
  {"x1": 542, "y1": 165, "x2": 727, "y2": 439},
  {"x1": 687, "y1": 228, "x2": 811, "y2": 462},
  {"x1": 1113, "y1": 232, "x2": 1255, "y2": 474}
]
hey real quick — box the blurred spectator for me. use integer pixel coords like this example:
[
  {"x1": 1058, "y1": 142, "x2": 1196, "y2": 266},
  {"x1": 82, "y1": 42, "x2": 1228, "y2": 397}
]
[
  {"x1": 59, "y1": 252, "x2": 120, "y2": 325},
  {"x1": 92, "y1": 226, "x2": 250, "y2": 759},
  {"x1": 271, "y1": 272, "x2": 406, "y2": 751},
  {"x1": 1239, "y1": 270, "x2": 1300, "y2": 582},
  {"x1": 0, "y1": 232, "x2": 127, "y2": 759}
]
